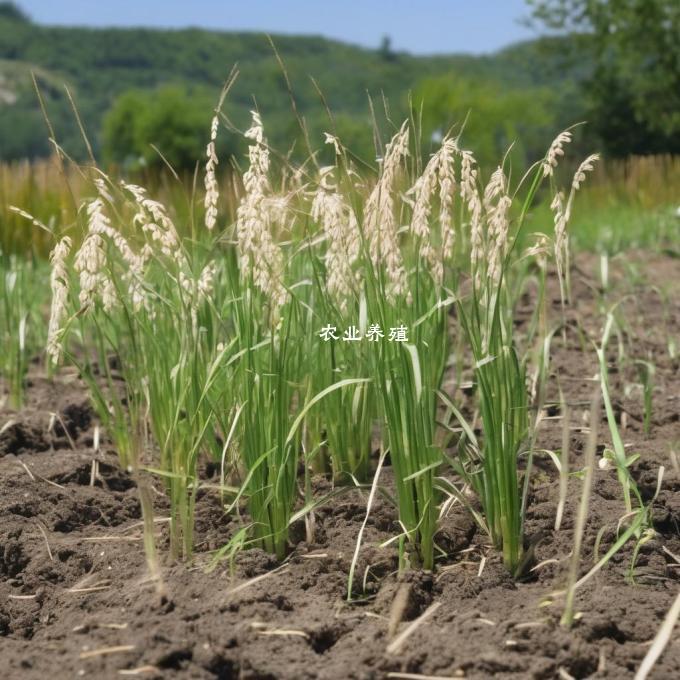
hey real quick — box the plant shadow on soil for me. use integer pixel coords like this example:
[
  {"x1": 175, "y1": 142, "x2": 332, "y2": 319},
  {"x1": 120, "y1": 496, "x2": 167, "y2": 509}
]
[{"x1": 1, "y1": 252, "x2": 680, "y2": 679}]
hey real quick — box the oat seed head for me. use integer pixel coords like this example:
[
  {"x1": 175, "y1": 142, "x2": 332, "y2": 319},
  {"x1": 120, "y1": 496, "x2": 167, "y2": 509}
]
[
  {"x1": 475, "y1": 166, "x2": 512, "y2": 286},
  {"x1": 542, "y1": 130, "x2": 573, "y2": 178},
  {"x1": 410, "y1": 148, "x2": 440, "y2": 242},
  {"x1": 409, "y1": 137, "x2": 458, "y2": 285},
  {"x1": 483, "y1": 166, "x2": 507, "y2": 212},
  {"x1": 122, "y1": 182, "x2": 182, "y2": 264},
  {"x1": 312, "y1": 166, "x2": 361, "y2": 310},
  {"x1": 46, "y1": 236, "x2": 72, "y2": 364},
  {"x1": 524, "y1": 232, "x2": 551, "y2": 270},
  {"x1": 236, "y1": 111, "x2": 288, "y2": 315},
  {"x1": 364, "y1": 121, "x2": 409, "y2": 300},
  {"x1": 551, "y1": 191, "x2": 568, "y2": 275},
  {"x1": 324, "y1": 132, "x2": 342, "y2": 156},
  {"x1": 75, "y1": 196, "x2": 148, "y2": 311},
  {"x1": 74, "y1": 201, "x2": 108, "y2": 309},
  {"x1": 438, "y1": 138, "x2": 458, "y2": 264},
  {"x1": 204, "y1": 115, "x2": 220, "y2": 231},
  {"x1": 572, "y1": 153, "x2": 600, "y2": 191},
  {"x1": 460, "y1": 149, "x2": 483, "y2": 270}
]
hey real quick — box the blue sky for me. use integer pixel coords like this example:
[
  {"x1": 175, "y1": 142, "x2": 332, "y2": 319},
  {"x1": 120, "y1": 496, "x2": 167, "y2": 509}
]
[{"x1": 15, "y1": 0, "x2": 541, "y2": 54}]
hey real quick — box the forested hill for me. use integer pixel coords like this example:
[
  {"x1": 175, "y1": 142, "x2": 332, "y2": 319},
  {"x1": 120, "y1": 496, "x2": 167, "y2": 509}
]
[{"x1": 0, "y1": 3, "x2": 590, "y2": 165}]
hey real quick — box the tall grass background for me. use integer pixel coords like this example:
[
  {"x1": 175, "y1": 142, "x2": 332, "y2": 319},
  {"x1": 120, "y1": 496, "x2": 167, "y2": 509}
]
[{"x1": 2, "y1": 154, "x2": 678, "y2": 258}]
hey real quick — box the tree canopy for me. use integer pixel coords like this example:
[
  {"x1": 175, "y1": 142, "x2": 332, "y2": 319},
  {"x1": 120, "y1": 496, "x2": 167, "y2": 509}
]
[
  {"x1": 528, "y1": 0, "x2": 680, "y2": 155},
  {"x1": 102, "y1": 86, "x2": 240, "y2": 171},
  {"x1": 0, "y1": 2, "x2": 29, "y2": 22}
]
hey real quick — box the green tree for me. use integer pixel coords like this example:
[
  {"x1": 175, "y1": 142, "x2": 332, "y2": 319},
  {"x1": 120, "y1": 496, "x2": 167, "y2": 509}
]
[
  {"x1": 0, "y1": 2, "x2": 29, "y2": 22},
  {"x1": 413, "y1": 76, "x2": 555, "y2": 170},
  {"x1": 379, "y1": 35, "x2": 396, "y2": 62},
  {"x1": 102, "y1": 90, "x2": 141, "y2": 165},
  {"x1": 102, "y1": 85, "x2": 236, "y2": 171},
  {"x1": 528, "y1": 0, "x2": 680, "y2": 155},
  {"x1": 0, "y1": 108, "x2": 51, "y2": 159}
]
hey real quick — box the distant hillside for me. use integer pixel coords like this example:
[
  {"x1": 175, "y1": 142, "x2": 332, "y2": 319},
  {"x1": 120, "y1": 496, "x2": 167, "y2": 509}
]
[{"x1": 0, "y1": 5, "x2": 590, "y2": 163}]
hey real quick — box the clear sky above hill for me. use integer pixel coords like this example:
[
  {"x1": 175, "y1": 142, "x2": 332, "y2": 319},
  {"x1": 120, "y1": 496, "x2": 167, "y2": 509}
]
[{"x1": 15, "y1": 0, "x2": 540, "y2": 54}]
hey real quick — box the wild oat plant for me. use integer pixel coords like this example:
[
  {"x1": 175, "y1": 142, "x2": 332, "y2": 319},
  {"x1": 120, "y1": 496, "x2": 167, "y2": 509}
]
[{"x1": 29, "y1": 105, "x2": 598, "y2": 576}]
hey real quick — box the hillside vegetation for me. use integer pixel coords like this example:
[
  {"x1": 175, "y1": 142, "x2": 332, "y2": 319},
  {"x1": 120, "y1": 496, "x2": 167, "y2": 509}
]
[{"x1": 0, "y1": 5, "x2": 590, "y2": 167}]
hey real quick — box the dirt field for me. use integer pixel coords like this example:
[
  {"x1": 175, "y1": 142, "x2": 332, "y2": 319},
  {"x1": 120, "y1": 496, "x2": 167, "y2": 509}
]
[{"x1": 1, "y1": 252, "x2": 679, "y2": 679}]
